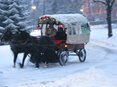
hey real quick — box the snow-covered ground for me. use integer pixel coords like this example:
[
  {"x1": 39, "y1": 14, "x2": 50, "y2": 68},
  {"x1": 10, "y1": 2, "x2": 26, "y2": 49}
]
[{"x1": 0, "y1": 24, "x2": 117, "y2": 87}]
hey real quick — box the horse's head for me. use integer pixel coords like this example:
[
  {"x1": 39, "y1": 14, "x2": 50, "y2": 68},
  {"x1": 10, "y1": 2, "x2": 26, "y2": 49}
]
[
  {"x1": 1, "y1": 29, "x2": 30, "y2": 43},
  {"x1": 0, "y1": 29, "x2": 14, "y2": 42}
]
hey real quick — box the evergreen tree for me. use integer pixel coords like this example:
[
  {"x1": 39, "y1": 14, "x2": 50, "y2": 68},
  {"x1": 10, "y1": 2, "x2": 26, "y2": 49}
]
[
  {"x1": 17, "y1": 0, "x2": 33, "y2": 32},
  {"x1": 0, "y1": 0, "x2": 9, "y2": 36},
  {"x1": 0, "y1": 0, "x2": 32, "y2": 34}
]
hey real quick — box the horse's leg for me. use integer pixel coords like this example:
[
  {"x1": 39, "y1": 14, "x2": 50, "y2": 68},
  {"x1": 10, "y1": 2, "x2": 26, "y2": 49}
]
[
  {"x1": 35, "y1": 54, "x2": 40, "y2": 68},
  {"x1": 19, "y1": 53, "x2": 28, "y2": 68},
  {"x1": 35, "y1": 61, "x2": 39, "y2": 68},
  {"x1": 35, "y1": 56, "x2": 40, "y2": 68},
  {"x1": 13, "y1": 52, "x2": 18, "y2": 68}
]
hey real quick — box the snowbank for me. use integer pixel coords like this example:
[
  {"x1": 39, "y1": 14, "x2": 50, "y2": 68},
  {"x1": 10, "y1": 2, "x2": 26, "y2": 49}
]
[{"x1": 17, "y1": 68, "x2": 115, "y2": 87}]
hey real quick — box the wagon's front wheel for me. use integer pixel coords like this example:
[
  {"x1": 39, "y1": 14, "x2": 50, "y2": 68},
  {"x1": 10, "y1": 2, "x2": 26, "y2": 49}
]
[
  {"x1": 58, "y1": 51, "x2": 68, "y2": 66},
  {"x1": 76, "y1": 49, "x2": 86, "y2": 62}
]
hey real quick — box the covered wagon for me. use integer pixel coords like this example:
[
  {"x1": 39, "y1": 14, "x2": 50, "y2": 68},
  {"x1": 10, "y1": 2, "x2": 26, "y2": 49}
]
[{"x1": 38, "y1": 13, "x2": 91, "y2": 63}]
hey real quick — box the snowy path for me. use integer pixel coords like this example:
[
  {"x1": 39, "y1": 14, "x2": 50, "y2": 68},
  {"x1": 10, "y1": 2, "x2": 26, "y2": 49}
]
[
  {"x1": 88, "y1": 42, "x2": 117, "y2": 79},
  {"x1": 0, "y1": 42, "x2": 117, "y2": 87},
  {"x1": 0, "y1": 24, "x2": 117, "y2": 87}
]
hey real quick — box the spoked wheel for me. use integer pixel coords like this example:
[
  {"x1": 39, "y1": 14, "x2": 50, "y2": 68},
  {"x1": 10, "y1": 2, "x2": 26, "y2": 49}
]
[
  {"x1": 76, "y1": 49, "x2": 86, "y2": 62},
  {"x1": 58, "y1": 51, "x2": 69, "y2": 66}
]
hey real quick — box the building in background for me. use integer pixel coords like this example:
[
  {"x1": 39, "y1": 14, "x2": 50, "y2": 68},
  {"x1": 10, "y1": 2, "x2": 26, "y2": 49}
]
[
  {"x1": 81, "y1": 0, "x2": 117, "y2": 22},
  {"x1": 30, "y1": 0, "x2": 117, "y2": 28}
]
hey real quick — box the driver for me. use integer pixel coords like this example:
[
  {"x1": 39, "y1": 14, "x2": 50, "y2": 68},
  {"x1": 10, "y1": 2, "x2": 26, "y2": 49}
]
[
  {"x1": 45, "y1": 24, "x2": 57, "y2": 38},
  {"x1": 55, "y1": 24, "x2": 67, "y2": 40}
]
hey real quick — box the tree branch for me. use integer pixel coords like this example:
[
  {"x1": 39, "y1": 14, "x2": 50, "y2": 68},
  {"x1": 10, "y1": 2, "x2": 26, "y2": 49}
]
[
  {"x1": 93, "y1": 0, "x2": 107, "y2": 5},
  {"x1": 111, "y1": 0, "x2": 115, "y2": 6}
]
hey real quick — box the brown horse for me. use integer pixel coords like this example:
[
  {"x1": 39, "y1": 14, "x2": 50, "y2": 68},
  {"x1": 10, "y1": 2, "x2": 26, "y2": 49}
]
[
  {"x1": 1, "y1": 29, "x2": 39, "y2": 68},
  {"x1": 1, "y1": 29, "x2": 58, "y2": 68}
]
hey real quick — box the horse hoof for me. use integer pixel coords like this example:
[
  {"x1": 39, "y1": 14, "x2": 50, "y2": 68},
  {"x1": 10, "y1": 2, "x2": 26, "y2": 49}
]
[
  {"x1": 35, "y1": 65, "x2": 39, "y2": 68},
  {"x1": 19, "y1": 63, "x2": 24, "y2": 68},
  {"x1": 35, "y1": 66, "x2": 39, "y2": 68},
  {"x1": 20, "y1": 66, "x2": 23, "y2": 68},
  {"x1": 13, "y1": 65, "x2": 16, "y2": 68}
]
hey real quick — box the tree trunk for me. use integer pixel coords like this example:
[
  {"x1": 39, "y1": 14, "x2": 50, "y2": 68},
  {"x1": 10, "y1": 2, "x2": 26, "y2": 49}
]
[{"x1": 106, "y1": 7, "x2": 113, "y2": 38}]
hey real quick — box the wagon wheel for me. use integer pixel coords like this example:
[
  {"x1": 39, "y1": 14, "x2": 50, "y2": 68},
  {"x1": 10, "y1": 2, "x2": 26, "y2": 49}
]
[
  {"x1": 76, "y1": 49, "x2": 86, "y2": 62},
  {"x1": 58, "y1": 51, "x2": 69, "y2": 66}
]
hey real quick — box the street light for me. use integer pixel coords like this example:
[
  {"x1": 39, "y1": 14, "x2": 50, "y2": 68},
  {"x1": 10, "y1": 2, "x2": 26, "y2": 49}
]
[
  {"x1": 32, "y1": 5, "x2": 37, "y2": 10},
  {"x1": 80, "y1": 8, "x2": 84, "y2": 13},
  {"x1": 31, "y1": 5, "x2": 37, "y2": 29}
]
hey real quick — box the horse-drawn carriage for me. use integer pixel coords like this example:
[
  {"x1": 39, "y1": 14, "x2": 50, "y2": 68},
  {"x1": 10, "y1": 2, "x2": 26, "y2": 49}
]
[
  {"x1": 37, "y1": 13, "x2": 91, "y2": 65},
  {"x1": 0, "y1": 14, "x2": 90, "y2": 68}
]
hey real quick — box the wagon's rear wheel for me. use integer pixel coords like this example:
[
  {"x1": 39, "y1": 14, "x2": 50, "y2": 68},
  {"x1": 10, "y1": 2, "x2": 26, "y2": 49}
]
[
  {"x1": 58, "y1": 51, "x2": 69, "y2": 66},
  {"x1": 76, "y1": 49, "x2": 86, "y2": 62}
]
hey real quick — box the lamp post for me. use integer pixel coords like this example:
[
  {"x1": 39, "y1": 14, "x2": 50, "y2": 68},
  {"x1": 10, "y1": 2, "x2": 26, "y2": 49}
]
[
  {"x1": 43, "y1": 0, "x2": 45, "y2": 15},
  {"x1": 31, "y1": 4, "x2": 37, "y2": 29}
]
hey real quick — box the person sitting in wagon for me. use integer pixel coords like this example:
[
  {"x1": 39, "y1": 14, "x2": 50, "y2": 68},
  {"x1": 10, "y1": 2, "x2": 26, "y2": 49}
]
[
  {"x1": 54, "y1": 24, "x2": 67, "y2": 45},
  {"x1": 45, "y1": 24, "x2": 57, "y2": 39}
]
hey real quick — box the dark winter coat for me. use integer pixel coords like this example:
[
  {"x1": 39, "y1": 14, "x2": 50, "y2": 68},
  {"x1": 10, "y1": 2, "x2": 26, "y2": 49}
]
[{"x1": 55, "y1": 28, "x2": 67, "y2": 40}]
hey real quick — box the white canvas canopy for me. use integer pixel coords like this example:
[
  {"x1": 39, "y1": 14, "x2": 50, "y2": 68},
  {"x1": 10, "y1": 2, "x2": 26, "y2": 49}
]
[
  {"x1": 38, "y1": 14, "x2": 90, "y2": 44},
  {"x1": 44, "y1": 14, "x2": 88, "y2": 25}
]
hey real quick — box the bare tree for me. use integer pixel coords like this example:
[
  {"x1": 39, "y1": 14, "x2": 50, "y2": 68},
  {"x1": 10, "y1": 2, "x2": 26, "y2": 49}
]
[{"x1": 93, "y1": 0, "x2": 115, "y2": 37}]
